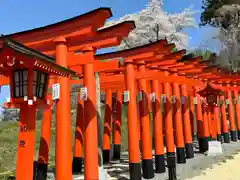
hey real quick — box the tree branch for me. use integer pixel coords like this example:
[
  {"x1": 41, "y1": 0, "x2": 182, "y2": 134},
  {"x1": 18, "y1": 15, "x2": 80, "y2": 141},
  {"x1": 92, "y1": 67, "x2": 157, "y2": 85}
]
[
  {"x1": 122, "y1": 38, "x2": 132, "y2": 49},
  {"x1": 142, "y1": 33, "x2": 152, "y2": 43}
]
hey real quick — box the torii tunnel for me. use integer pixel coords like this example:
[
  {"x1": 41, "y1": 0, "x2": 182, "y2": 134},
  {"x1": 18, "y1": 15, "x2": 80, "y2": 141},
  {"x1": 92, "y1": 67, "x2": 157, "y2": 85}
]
[{"x1": 1, "y1": 7, "x2": 240, "y2": 180}]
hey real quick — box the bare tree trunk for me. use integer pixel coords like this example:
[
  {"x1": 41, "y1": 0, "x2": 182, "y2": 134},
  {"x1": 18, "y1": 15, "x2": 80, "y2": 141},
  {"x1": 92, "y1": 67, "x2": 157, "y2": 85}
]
[{"x1": 95, "y1": 72, "x2": 103, "y2": 167}]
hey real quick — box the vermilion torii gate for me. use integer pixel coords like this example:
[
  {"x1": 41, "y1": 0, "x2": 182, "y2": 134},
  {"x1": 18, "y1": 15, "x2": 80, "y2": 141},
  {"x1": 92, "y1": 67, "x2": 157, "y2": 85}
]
[
  {"x1": 2, "y1": 7, "x2": 180, "y2": 180},
  {"x1": 52, "y1": 39, "x2": 204, "y2": 180},
  {"x1": 66, "y1": 44, "x2": 211, "y2": 180},
  {"x1": 2, "y1": 6, "x2": 240, "y2": 180},
  {"x1": 1, "y1": 37, "x2": 202, "y2": 180},
  {"x1": 0, "y1": 38, "x2": 178, "y2": 179},
  {"x1": 73, "y1": 46, "x2": 205, "y2": 180},
  {"x1": 95, "y1": 57, "x2": 240, "y2": 179},
  {"x1": 68, "y1": 41, "x2": 188, "y2": 180},
  {"x1": 167, "y1": 58, "x2": 240, "y2": 146},
  {"x1": 2, "y1": 40, "x2": 240, "y2": 180},
  {"x1": 5, "y1": 7, "x2": 137, "y2": 180}
]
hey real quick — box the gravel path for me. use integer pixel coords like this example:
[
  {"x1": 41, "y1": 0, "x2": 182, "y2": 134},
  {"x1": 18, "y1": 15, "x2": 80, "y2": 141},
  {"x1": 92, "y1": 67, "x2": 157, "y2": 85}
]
[
  {"x1": 186, "y1": 152, "x2": 240, "y2": 180},
  {"x1": 47, "y1": 141, "x2": 240, "y2": 180}
]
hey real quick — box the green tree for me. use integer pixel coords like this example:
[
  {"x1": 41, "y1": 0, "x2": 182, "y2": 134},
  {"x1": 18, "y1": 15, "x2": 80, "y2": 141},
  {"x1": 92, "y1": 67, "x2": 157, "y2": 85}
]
[
  {"x1": 193, "y1": 48, "x2": 214, "y2": 61},
  {"x1": 200, "y1": 0, "x2": 225, "y2": 27},
  {"x1": 200, "y1": 0, "x2": 240, "y2": 29}
]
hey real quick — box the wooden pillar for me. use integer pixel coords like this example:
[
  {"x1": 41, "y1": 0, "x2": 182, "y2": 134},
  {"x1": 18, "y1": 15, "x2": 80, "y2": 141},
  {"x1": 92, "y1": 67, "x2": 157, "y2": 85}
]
[
  {"x1": 82, "y1": 47, "x2": 99, "y2": 180},
  {"x1": 202, "y1": 101, "x2": 210, "y2": 150},
  {"x1": 37, "y1": 94, "x2": 53, "y2": 180},
  {"x1": 151, "y1": 74, "x2": 165, "y2": 173},
  {"x1": 180, "y1": 84, "x2": 194, "y2": 158},
  {"x1": 136, "y1": 84, "x2": 142, "y2": 150},
  {"x1": 219, "y1": 88, "x2": 230, "y2": 143},
  {"x1": 172, "y1": 81, "x2": 186, "y2": 164},
  {"x1": 233, "y1": 88, "x2": 240, "y2": 140},
  {"x1": 226, "y1": 84, "x2": 237, "y2": 141},
  {"x1": 189, "y1": 95, "x2": 195, "y2": 138},
  {"x1": 207, "y1": 105, "x2": 213, "y2": 139},
  {"x1": 195, "y1": 91, "x2": 209, "y2": 153},
  {"x1": 214, "y1": 100, "x2": 222, "y2": 142},
  {"x1": 137, "y1": 98, "x2": 141, "y2": 149},
  {"x1": 54, "y1": 37, "x2": 72, "y2": 180},
  {"x1": 72, "y1": 92, "x2": 84, "y2": 174},
  {"x1": 103, "y1": 88, "x2": 112, "y2": 164},
  {"x1": 124, "y1": 59, "x2": 141, "y2": 180},
  {"x1": 209, "y1": 105, "x2": 217, "y2": 140},
  {"x1": 16, "y1": 104, "x2": 36, "y2": 180},
  {"x1": 163, "y1": 71, "x2": 176, "y2": 180},
  {"x1": 137, "y1": 62, "x2": 154, "y2": 179},
  {"x1": 113, "y1": 90, "x2": 122, "y2": 160}
]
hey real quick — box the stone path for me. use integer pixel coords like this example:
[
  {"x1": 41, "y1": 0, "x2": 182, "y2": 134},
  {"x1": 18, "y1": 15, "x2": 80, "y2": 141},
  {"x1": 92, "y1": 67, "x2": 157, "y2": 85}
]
[
  {"x1": 186, "y1": 152, "x2": 240, "y2": 180},
  {"x1": 71, "y1": 152, "x2": 166, "y2": 180},
  {"x1": 46, "y1": 141, "x2": 240, "y2": 180}
]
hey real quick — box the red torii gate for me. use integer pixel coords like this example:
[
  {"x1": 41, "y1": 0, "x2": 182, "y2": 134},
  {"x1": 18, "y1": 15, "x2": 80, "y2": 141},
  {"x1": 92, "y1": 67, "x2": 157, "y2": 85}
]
[
  {"x1": 68, "y1": 43, "x2": 207, "y2": 180},
  {"x1": 2, "y1": 43, "x2": 211, "y2": 180},
  {"x1": 1, "y1": 42, "x2": 212, "y2": 180},
  {"x1": 68, "y1": 41, "x2": 182, "y2": 179},
  {"x1": 170, "y1": 58, "x2": 240, "y2": 148},
  {"x1": 7, "y1": 9, "x2": 194, "y2": 180},
  {"x1": 86, "y1": 47, "x2": 205, "y2": 180},
  {"x1": 138, "y1": 56, "x2": 223, "y2": 154},
  {"x1": 5, "y1": 7, "x2": 137, "y2": 180},
  {"x1": 3, "y1": 7, "x2": 238, "y2": 179}
]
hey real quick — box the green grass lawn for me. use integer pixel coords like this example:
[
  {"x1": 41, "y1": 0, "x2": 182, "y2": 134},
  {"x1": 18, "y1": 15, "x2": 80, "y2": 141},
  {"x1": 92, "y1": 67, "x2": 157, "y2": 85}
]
[
  {"x1": 0, "y1": 114, "x2": 76, "y2": 179},
  {"x1": 0, "y1": 121, "x2": 19, "y2": 174}
]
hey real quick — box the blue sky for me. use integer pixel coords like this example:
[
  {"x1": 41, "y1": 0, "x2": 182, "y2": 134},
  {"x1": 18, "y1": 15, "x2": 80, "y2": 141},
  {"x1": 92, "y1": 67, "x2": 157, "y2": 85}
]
[{"x1": 0, "y1": 0, "x2": 214, "y2": 104}]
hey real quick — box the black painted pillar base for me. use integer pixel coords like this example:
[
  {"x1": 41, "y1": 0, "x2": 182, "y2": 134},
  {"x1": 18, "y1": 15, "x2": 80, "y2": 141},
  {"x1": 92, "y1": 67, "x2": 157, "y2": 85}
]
[
  {"x1": 185, "y1": 143, "x2": 194, "y2": 159},
  {"x1": 113, "y1": 144, "x2": 121, "y2": 160},
  {"x1": 230, "y1": 131, "x2": 238, "y2": 142},
  {"x1": 129, "y1": 162, "x2": 141, "y2": 180},
  {"x1": 223, "y1": 133, "x2": 230, "y2": 143},
  {"x1": 155, "y1": 154, "x2": 166, "y2": 173},
  {"x1": 102, "y1": 149, "x2": 110, "y2": 164},
  {"x1": 72, "y1": 157, "x2": 83, "y2": 174},
  {"x1": 33, "y1": 161, "x2": 38, "y2": 180},
  {"x1": 167, "y1": 152, "x2": 177, "y2": 180},
  {"x1": 217, "y1": 134, "x2": 222, "y2": 142},
  {"x1": 198, "y1": 137, "x2": 209, "y2": 153},
  {"x1": 36, "y1": 162, "x2": 48, "y2": 180},
  {"x1": 238, "y1": 131, "x2": 240, "y2": 140},
  {"x1": 176, "y1": 147, "x2": 186, "y2": 164},
  {"x1": 142, "y1": 159, "x2": 155, "y2": 179}
]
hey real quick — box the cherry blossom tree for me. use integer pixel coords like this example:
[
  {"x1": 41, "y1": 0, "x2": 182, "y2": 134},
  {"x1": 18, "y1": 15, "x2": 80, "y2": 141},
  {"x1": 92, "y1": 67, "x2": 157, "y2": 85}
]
[{"x1": 103, "y1": 0, "x2": 198, "y2": 50}]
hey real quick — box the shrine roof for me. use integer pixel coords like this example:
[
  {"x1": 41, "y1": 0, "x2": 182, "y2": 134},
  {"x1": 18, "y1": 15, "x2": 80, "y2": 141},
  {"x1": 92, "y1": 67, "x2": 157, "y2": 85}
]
[
  {"x1": 197, "y1": 83, "x2": 224, "y2": 96},
  {"x1": 6, "y1": 8, "x2": 112, "y2": 39},
  {"x1": 0, "y1": 36, "x2": 76, "y2": 76}
]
